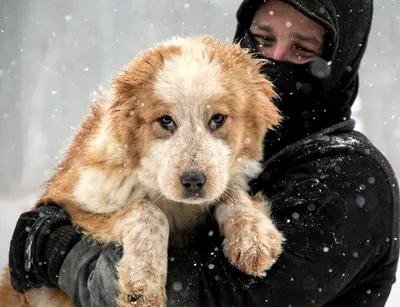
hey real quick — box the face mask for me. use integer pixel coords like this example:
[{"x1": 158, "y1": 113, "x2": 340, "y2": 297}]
[{"x1": 262, "y1": 59, "x2": 332, "y2": 121}]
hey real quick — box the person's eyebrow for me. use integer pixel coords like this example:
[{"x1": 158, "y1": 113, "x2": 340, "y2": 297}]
[{"x1": 251, "y1": 23, "x2": 274, "y2": 34}]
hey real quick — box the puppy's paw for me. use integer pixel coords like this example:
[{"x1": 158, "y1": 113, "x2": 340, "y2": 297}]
[
  {"x1": 118, "y1": 291, "x2": 167, "y2": 307},
  {"x1": 117, "y1": 252, "x2": 168, "y2": 307},
  {"x1": 223, "y1": 217, "x2": 283, "y2": 276},
  {"x1": 118, "y1": 276, "x2": 167, "y2": 307}
]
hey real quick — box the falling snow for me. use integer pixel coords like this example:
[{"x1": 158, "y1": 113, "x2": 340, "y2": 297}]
[
  {"x1": 172, "y1": 281, "x2": 182, "y2": 291},
  {"x1": 0, "y1": 1, "x2": 399, "y2": 306}
]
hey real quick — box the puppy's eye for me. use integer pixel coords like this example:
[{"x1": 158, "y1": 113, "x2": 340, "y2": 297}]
[
  {"x1": 158, "y1": 115, "x2": 176, "y2": 131},
  {"x1": 209, "y1": 114, "x2": 226, "y2": 131}
]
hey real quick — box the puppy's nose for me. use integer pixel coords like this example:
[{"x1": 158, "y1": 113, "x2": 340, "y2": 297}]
[{"x1": 181, "y1": 172, "x2": 206, "y2": 195}]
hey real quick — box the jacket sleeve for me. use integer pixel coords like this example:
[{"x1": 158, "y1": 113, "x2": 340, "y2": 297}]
[
  {"x1": 58, "y1": 153, "x2": 399, "y2": 307},
  {"x1": 58, "y1": 237, "x2": 122, "y2": 307}
]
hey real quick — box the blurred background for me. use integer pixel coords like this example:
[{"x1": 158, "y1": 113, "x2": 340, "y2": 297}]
[{"x1": 0, "y1": 0, "x2": 399, "y2": 304}]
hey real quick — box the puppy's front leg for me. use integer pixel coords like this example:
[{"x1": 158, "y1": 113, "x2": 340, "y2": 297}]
[
  {"x1": 113, "y1": 200, "x2": 169, "y2": 307},
  {"x1": 215, "y1": 189, "x2": 283, "y2": 277}
]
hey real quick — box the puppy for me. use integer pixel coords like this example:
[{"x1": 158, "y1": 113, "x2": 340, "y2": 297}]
[{"x1": 0, "y1": 35, "x2": 283, "y2": 307}]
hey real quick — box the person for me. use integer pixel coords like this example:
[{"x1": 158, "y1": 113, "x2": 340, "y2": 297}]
[{"x1": 8, "y1": 0, "x2": 400, "y2": 306}]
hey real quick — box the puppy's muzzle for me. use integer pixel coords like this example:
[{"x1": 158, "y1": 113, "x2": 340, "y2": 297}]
[{"x1": 181, "y1": 171, "x2": 206, "y2": 198}]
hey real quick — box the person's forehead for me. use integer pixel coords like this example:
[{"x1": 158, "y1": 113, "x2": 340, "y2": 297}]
[{"x1": 253, "y1": 0, "x2": 326, "y2": 35}]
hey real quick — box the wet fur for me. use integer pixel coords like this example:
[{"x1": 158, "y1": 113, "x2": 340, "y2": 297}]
[{"x1": 0, "y1": 36, "x2": 283, "y2": 306}]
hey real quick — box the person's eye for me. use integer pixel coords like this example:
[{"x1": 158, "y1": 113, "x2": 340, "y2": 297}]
[
  {"x1": 293, "y1": 45, "x2": 318, "y2": 57},
  {"x1": 254, "y1": 35, "x2": 275, "y2": 47}
]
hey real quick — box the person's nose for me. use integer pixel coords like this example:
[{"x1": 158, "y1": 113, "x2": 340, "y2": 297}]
[{"x1": 269, "y1": 42, "x2": 289, "y2": 61}]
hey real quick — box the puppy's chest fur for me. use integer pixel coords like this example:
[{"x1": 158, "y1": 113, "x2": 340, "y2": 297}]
[
  {"x1": 152, "y1": 197, "x2": 210, "y2": 247},
  {"x1": 74, "y1": 167, "x2": 210, "y2": 247}
]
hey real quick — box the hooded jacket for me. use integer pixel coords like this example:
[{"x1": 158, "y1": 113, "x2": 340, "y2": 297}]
[
  {"x1": 234, "y1": 0, "x2": 374, "y2": 155},
  {"x1": 9, "y1": 1, "x2": 400, "y2": 306}
]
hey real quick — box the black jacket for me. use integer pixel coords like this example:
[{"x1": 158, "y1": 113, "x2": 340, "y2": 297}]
[{"x1": 56, "y1": 119, "x2": 399, "y2": 307}]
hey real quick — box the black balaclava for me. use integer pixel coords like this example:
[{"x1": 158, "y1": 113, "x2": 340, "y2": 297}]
[{"x1": 234, "y1": 0, "x2": 373, "y2": 156}]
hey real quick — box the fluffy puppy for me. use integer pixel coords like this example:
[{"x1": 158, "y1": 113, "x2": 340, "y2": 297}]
[{"x1": 0, "y1": 35, "x2": 283, "y2": 307}]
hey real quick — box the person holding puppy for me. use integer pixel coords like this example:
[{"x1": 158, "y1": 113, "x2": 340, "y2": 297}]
[{"x1": 8, "y1": 0, "x2": 399, "y2": 306}]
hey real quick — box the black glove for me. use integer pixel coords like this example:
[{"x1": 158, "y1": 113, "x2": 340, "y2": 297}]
[{"x1": 9, "y1": 203, "x2": 82, "y2": 292}]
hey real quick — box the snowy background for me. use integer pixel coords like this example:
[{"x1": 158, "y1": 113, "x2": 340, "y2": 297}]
[{"x1": 0, "y1": 0, "x2": 399, "y2": 305}]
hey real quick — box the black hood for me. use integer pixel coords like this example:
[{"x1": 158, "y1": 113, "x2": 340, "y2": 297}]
[{"x1": 234, "y1": 0, "x2": 373, "y2": 154}]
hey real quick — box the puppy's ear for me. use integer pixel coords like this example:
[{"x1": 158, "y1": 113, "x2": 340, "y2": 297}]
[
  {"x1": 256, "y1": 77, "x2": 282, "y2": 131},
  {"x1": 110, "y1": 66, "x2": 139, "y2": 109},
  {"x1": 240, "y1": 77, "x2": 282, "y2": 161}
]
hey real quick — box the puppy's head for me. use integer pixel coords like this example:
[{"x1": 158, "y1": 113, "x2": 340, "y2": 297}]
[{"x1": 109, "y1": 36, "x2": 281, "y2": 205}]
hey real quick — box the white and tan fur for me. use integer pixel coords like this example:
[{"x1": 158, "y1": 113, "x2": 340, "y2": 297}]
[{"x1": 0, "y1": 36, "x2": 283, "y2": 307}]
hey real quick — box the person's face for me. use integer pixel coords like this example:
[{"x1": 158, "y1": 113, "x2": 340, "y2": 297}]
[{"x1": 250, "y1": 0, "x2": 325, "y2": 64}]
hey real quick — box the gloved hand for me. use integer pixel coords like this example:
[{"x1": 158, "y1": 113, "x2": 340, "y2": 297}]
[{"x1": 9, "y1": 203, "x2": 82, "y2": 292}]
